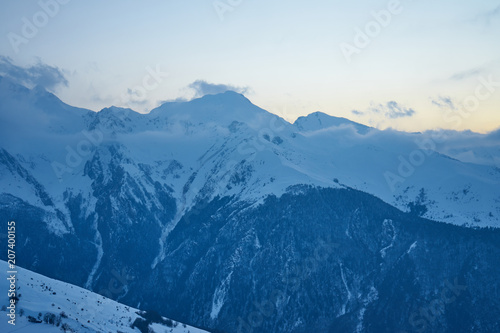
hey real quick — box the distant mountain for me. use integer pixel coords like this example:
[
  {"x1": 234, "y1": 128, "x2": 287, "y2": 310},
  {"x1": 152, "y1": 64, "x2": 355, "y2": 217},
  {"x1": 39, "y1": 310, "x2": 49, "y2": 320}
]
[
  {"x1": 1, "y1": 79, "x2": 500, "y2": 332},
  {"x1": 294, "y1": 111, "x2": 372, "y2": 134},
  {"x1": 0, "y1": 77, "x2": 498, "y2": 228},
  {"x1": 0, "y1": 260, "x2": 210, "y2": 333}
]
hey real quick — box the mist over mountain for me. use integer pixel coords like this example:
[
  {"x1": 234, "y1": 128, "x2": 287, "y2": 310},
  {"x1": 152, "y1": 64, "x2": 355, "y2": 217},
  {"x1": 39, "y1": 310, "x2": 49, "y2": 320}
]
[{"x1": 1, "y1": 78, "x2": 500, "y2": 332}]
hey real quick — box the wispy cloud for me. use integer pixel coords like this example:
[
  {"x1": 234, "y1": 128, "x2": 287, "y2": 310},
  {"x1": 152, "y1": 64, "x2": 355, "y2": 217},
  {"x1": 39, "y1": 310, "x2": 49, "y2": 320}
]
[
  {"x1": 351, "y1": 101, "x2": 416, "y2": 124},
  {"x1": 476, "y1": 4, "x2": 500, "y2": 25},
  {"x1": 371, "y1": 101, "x2": 416, "y2": 119},
  {"x1": 0, "y1": 55, "x2": 68, "y2": 91},
  {"x1": 422, "y1": 128, "x2": 500, "y2": 167},
  {"x1": 158, "y1": 97, "x2": 190, "y2": 104},
  {"x1": 188, "y1": 80, "x2": 250, "y2": 98},
  {"x1": 124, "y1": 88, "x2": 149, "y2": 105},
  {"x1": 449, "y1": 67, "x2": 485, "y2": 81},
  {"x1": 431, "y1": 96, "x2": 457, "y2": 110}
]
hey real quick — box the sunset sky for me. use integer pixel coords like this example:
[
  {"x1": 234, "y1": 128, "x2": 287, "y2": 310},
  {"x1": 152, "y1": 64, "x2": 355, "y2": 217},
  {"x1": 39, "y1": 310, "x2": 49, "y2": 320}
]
[{"x1": 0, "y1": 0, "x2": 499, "y2": 132}]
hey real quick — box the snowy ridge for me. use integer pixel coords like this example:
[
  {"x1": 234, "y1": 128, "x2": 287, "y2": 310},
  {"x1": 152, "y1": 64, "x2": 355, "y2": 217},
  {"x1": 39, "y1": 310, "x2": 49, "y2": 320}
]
[
  {"x1": 0, "y1": 260, "x2": 209, "y2": 333},
  {"x1": 84, "y1": 215, "x2": 103, "y2": 290},
  {"x1": 0, "y1": 79, "x2": 499, "y2": 245},
  {"x1": 209, "y1": 271, "x2": 233, "y2": 320},
  {"x1": 380, "y1": 219, "x2": 396, "y2": 258}
]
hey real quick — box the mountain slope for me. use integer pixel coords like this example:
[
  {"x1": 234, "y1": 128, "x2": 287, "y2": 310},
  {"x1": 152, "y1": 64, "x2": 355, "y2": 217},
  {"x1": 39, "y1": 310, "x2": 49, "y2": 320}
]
[
  {"x1": 121, "y1": 186, "x2": 500, "y2": 333},
  {"x1": 0, "y1": 260, "x2": 210, "y2": 333}
]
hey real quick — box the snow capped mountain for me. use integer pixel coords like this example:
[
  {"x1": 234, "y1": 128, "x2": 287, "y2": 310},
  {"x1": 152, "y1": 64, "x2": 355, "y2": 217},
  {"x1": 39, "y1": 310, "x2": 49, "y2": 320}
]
[
  {"x1": 1, "y1": 79, "x2": 500, "y2": 332},
  {"x1": 294, "y1": 111, "x2": 372, "y2": 134},
  {"x1": 0, "y1": 76, "x2": 90, "y2": 135},
  {"x1": 0, "y1": 78, "x2": 498, "y2": 230},
  {"x1": 0, "y1": 260, "x2": 209, "y2": 333}
]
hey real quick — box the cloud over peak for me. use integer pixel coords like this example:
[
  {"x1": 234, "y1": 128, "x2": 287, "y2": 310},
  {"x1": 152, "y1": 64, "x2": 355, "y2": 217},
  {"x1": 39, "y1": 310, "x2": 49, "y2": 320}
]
[
  {"x1": 0, "y1": 56, "x2": 68, "y2": 91},
  {"x1": 188, "y1": 80, "x2": 250, "y2": 98}
]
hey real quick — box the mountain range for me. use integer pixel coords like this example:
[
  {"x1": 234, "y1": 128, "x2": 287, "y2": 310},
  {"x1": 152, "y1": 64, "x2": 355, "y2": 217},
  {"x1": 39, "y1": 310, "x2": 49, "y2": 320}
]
[{"x1": 1, "y1": 76, "x2": 499, "y2": 332}]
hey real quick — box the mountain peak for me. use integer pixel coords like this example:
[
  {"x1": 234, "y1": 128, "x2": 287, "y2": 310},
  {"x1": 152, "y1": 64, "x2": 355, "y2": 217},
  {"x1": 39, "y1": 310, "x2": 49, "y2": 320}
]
[
  {"x1": 294, "y1": 112, "x2": 372, "y2": 134},
  {"x1": 148, "y1": 90, "x2": 271, "y2": 129},
  {"x1": 0, "y1": 75, "x2": 66, "y2": 108},
  {"x1": 99, "y1": 106, "x2": 136, "y2": 115},
  {"x1": 0, "y1": 75, "x2": 31, "y2": 95},
  {"x1": 192, "y1": 90, "x2": 251, "y2": 106}
]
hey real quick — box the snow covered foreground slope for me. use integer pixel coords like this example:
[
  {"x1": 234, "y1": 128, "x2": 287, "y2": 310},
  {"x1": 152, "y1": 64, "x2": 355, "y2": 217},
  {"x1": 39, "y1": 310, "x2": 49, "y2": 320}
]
[
  {"x1": 0, "y1": 260, "x2": 209, "y2": 333},
  {"x1": 0, "y1": 75, "x2": 498, "y2": 229}
]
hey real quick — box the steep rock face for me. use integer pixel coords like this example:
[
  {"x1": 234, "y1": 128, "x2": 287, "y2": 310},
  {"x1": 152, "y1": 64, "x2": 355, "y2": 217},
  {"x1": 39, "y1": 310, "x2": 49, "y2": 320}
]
[
  {"x1": 77, "y1": 143, "x2": 178, "y2": 290},
  {"x1": 0, "y1": 143, "x2": 179, "y2": 293},
  {"x1": 0, "y1": 193, "x2": 96, "y2": 285}
]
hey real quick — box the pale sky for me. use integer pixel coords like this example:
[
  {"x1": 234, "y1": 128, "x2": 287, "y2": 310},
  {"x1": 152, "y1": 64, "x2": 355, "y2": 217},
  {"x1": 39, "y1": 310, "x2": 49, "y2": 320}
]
[{"x1": 0, "y1": 0, "x2": 499, "y2": 132}]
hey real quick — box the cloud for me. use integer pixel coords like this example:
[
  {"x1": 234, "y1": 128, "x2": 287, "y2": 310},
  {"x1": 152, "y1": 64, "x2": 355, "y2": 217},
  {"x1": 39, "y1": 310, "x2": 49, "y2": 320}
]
[
  {"x1": 431, "y1": 96, "x2": 457, "y2": 110},
  {"x1": 370, "y1": 101, "x2": 416, "y2": 119},
  {"x1": 351, "y1": 102, "x2": 416, "y2": 121},
  {"x1": 188, "y1": 80, "x2": 250, "y2": 98},
  {"x1": 0, "y1": 56, "x2": 68, "y2": 91},
  {"x1": 449, "y1": 67, "x2": 485, "y2": 81},
  {"x1": 124, "y1": 87, "x2": 149, "y2": 105},
  {"x1": 421, "y1": 128, "x2": 500, "y2": 167},
  {"x1": 158, "y1": 97, "x2": 190, "y2": 104},
  {"x1": 485, "y1": 5, "x2": 500, "y2": 17},
  {"x1": 476, "y1": 5, "x2": 500, "y2": 25}
]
